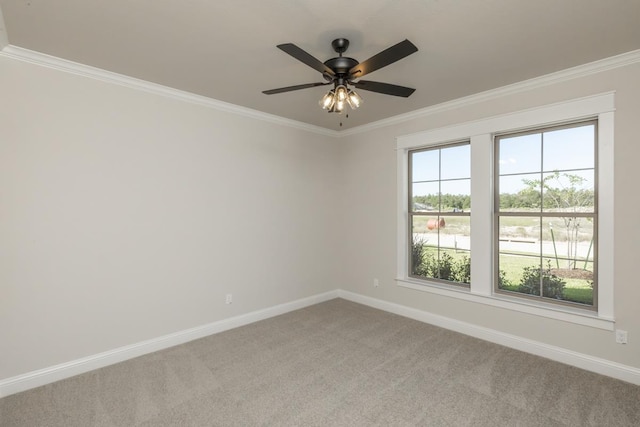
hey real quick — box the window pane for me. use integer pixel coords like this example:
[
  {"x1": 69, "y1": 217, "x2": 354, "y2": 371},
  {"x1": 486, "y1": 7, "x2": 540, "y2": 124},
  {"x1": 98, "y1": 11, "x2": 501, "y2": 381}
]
[
  {"x1": 543, "y1": 125, "x2": 595, "y2": 172},
  {"x1": 441, "y1": 145, "x2": 470, "y2": 180},
  {"x1": 542, "y1": 217, "x2": 594, "y2": 268},
  {"x1": 440, "y1": 179, "x2": 470, "y2": 212},
  {"x1": 439, "y1": 215, "x2": 471, "y2": 284},
  {"x1": 541, "y1": 257, "x2": 594, "y2": 305},
  {"x1": 497, "y1": 254, "x2": 541, "y2": 295},
  {"x1": 498, "y1": 216, "x2": 540, "y2": 293},
  {"x1": 542, "y1": 170, "x2": 595, "y2": 213},
  {"x1": 498, "y1": 133, "x2": 541, "y2": 175},
  {"x1": 499, "y1": 173, "x2": 541, "y2": 212},
  {"x1": 541, "y1": 219, "x2": 594, "y2": 304},
  {"x1": 412, "y1": 182, "x2": 439, "y2": 212},
  {"x1": 410, "y1": 215, "x2": 470, "y2": 285},
  {"x1": 498, "y1": 216, "x2": 540, "y2": 256},
  {"x1": 409, "y1": 143, "x2": 470, "y2": 288},
  {"x1": 411, "y1": 149, "x2": 439, "y2": 182},
  {"x1": 439, "y1": 214, "x2": 471, "y2": 251},
  {"x1": 411, "y1": 216, "x2": 440, "y2": 277},
  {"x1": 412, "y1": 215, "x2": 442, "y2": 238}
]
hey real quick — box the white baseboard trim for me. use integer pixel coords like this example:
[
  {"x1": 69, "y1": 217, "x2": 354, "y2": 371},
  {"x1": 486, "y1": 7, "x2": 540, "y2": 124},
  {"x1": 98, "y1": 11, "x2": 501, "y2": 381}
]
[
  {"x1": 337, "y1": 290, "x2": 640, "y2": 386},
  {"x1": 3, "y1": 288, "x2": 638, "y2": 398},
  {"x1": 0, "y1": 290, "x2": 339, "y2": 398}
]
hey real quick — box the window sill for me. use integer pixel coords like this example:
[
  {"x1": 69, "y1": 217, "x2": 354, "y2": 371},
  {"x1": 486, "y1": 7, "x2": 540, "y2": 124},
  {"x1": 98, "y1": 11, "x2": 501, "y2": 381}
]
[{"x1": 396, "y1": 278, "x2": 614, "y2": 331}]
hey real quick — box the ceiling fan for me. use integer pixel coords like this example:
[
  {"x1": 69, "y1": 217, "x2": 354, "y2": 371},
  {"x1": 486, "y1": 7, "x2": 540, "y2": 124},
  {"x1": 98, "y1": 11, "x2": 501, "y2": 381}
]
[{"x1": 262, "y1": 38, "x2": 418, "y2": 113}]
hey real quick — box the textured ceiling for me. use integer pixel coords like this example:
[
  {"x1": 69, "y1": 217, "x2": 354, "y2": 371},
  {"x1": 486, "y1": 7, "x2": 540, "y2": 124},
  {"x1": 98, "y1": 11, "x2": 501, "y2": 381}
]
[{"x1": 1, "y1": 0, "x2": 639, "y2": 131}]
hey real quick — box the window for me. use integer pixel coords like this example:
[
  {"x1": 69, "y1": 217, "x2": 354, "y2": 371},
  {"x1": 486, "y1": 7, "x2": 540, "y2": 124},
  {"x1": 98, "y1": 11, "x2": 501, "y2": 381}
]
[
  {"x1": 495, "y1": 121, "x2": 597, "y2": 309},
  {"x1": 409, "y1": 143, "x2": 471, "y2": 286},
  {"x1": 396, "y1": 92, "x2": 614, "y2": 329}
]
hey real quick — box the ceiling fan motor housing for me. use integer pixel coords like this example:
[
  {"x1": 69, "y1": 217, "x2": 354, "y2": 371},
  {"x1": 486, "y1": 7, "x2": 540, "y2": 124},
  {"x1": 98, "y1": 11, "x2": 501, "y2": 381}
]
[
  {"x1": 326, "y1": 38, "x2": 359, "y2": 81},
  {"x1": 324, "y1": 57, "x2": 359, "y2": 77}
]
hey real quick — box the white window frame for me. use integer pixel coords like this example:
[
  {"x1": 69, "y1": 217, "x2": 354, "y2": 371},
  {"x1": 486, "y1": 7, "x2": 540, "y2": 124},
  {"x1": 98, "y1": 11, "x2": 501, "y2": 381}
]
[
  {"x1": 408, "y1": 141, "x2": 472, "y2": 286},
  {"x1": 396, "y1": 92, "x2": 615, "y2": 330}
]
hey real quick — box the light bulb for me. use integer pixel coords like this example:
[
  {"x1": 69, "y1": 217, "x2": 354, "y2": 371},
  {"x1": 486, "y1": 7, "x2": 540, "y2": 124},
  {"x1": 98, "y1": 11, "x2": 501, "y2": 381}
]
[
  {"x1": 335, "y1": 99, "x2": 345, "y2": 113},
  {"x1": 335, "y1": 85, "x2": 348, "y2": 102},
  {"x1": 319, "y1": 91, "x2": 335, "y2": 110},
  {"x1": 347, "y1": 90, "x2": 363, "y2": 109}
]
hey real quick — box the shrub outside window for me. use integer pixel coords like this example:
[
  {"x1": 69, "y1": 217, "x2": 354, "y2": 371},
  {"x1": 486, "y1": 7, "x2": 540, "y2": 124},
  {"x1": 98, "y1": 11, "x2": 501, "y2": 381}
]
[{"x1": 409, "y1": 142, "x2": 471, "y2": 286}]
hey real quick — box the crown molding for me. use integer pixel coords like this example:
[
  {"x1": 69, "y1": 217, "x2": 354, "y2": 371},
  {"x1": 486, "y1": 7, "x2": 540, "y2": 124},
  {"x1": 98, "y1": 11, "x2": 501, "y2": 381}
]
[
  {"x1": 339, "y1": 49, "x2": 640, "y2": 137},
  {"x1": 0, "y1": 45, "x2": 340, "y2": 138},
  {"x1": 1, "y1": 44, "x2": 639, "y2": 139}
]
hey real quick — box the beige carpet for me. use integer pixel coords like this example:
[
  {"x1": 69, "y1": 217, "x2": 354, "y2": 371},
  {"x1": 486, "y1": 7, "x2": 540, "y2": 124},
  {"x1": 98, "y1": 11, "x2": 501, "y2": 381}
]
[{"x1": 1, "y1": 299, "x2": 639, "y2": 426}]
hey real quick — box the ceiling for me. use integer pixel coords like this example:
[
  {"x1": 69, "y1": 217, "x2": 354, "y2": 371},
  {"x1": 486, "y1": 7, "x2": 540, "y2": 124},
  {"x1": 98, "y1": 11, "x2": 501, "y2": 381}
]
[{"x1": 1, "y1": 0, "x2": 639, "y2": 131}]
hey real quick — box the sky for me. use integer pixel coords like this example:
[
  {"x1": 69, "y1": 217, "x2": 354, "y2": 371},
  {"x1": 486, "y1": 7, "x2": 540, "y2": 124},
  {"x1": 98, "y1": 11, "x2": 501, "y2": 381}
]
[{"x1": 411, "y1": 123, "x2": 595, "y2": 196}]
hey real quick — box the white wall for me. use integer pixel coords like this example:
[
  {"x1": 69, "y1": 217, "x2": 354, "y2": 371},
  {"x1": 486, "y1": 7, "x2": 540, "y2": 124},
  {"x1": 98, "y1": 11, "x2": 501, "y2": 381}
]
[
  {"x1": 2, "y1": 50, "x2": 639, "y2": 387},
  {"x1": 339, "y1": 62, "x2": 640, "y2": 369},
  {"x1": 0, "y1": 56, "x2": 343, "y2": 380}
]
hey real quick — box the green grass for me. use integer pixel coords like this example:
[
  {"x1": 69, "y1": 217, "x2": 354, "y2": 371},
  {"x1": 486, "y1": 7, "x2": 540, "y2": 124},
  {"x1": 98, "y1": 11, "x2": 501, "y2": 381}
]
[
  {"x1": 563, "y1": 288, "x2": 594, "y2": 305},
  {"x1": 499, "y1": 282, "x2": 593, "y2": 305}
]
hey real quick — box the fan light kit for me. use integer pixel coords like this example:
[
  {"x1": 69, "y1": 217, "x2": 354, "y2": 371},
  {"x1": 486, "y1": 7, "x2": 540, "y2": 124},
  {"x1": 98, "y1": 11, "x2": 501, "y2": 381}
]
[
  {"x1": 319, "y1": 84, "x2": 362, "y2": 113},
  {"x1": 263, "y1": 38, "x2": 418, "y2": 114}
]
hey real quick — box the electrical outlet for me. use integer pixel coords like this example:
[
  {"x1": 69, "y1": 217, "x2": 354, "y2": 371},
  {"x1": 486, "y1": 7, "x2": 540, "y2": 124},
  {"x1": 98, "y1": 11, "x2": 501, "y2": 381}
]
[
  {"x1": 225, "y1": 294, "x2": 233, "y2": 304},
  {"x1": 373, "y1": 278, "x2": 379, "y2": 287},
  {"x1": 615, "y1": 329, "x2": 628, "y2": 344}
]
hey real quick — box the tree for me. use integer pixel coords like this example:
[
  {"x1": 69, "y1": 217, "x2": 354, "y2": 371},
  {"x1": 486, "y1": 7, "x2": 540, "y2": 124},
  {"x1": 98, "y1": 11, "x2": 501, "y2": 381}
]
[
  {"x1": 412, "y1": 193, "x2": 470, "y2": 211},
  {"x1": 522, "y1": 171, "x2": 594, "y2": 269}
]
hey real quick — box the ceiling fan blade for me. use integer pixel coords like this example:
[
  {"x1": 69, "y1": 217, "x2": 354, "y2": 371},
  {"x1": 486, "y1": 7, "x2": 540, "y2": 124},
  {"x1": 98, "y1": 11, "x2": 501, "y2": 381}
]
[
  {"x1": 262, "y1": 82, "x2": 330, "y2": 95},
  {"x1": 349, "y1": 39, "x2": 418, "y2": 79},
  {"x1": 353, "y1": 80, "x2": 416, "y2": 97},
  {"x1": 277, "y1": 43, "x2": 335, "y2": 76}
]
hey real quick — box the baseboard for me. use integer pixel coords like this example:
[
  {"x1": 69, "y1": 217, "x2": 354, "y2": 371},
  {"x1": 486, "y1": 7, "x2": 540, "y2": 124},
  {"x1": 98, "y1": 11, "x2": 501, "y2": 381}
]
[
  {"x1": 3, "y1": 288, "x2": 638, "y2": 398},
  {"x1": 337, "y1": 290, "x2": 640, "y2": 386},
  {"x1": 0, "y1": 290, "x2": 339, "y2": 398}
]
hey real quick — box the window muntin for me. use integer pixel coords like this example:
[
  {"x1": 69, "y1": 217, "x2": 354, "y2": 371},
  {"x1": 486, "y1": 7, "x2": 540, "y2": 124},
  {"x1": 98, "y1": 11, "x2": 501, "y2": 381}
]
[
  {"x1": 409, "y1": 142, "x2": 471, "y2": 286},
  {"x1": 494, "y1": 121, "x2": 597, "y2": 308}
]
